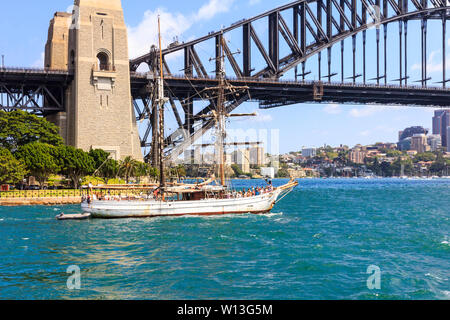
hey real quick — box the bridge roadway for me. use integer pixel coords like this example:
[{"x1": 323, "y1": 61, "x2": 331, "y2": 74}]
[
  {"x1": 131, "y1": 73, "x2": 450, "y2": 109},
  {"x1": 1, "y1": 68, "x2": 450, "y2": 116}
]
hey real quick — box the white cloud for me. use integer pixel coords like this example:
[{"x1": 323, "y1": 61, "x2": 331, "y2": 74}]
[
  {"x1": 128, "y1": 0, "x2": 235, "y2": 59},
  {"x1": 128, "y1": 9, "x2": 191, "y2": 59},
  {"x1": 32, "y1": 52, "x2": 45, "y2": 68},
  {"x1": 196, "y1": 0, "x2": 235, "y2": 21},
  {"x1": 411, "y1": 50, "x2": 450, "y2": 74},
  {"x1": 349, "y1": 104, "x2": 407, "y2": 118},
  {"x1": 323, "y1": 103, "x2": 342, "y2": 114},
  {"x1": 349, "y1": 106, "x2": 381, "y2": 118}
]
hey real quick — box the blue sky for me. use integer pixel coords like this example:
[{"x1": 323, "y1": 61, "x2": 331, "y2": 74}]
[{"x1": 0, "y1": 0, "x2": 446, "y2": 153}]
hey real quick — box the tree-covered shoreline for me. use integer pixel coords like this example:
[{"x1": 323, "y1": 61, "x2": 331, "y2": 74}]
[{"x1": 0, "y1": 111, "x2": 160, "y2": 189}]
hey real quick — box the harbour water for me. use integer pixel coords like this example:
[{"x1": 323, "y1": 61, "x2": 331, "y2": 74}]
[{"x1": 0, "y1": 178, "x2": 448, "y2": 300}]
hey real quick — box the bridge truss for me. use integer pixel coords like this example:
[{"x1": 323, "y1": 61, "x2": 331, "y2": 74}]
[
  {"x1": 0, "y1": 68, "x2": 69, "y2": 115},
  {"x1": 129, "y1": 0, "x2": 450, "y2": 162}
]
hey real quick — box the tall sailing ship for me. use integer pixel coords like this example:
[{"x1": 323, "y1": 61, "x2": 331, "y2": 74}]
[{"x1": 81, "y1": 18, "x2": 298, "y2": 218}]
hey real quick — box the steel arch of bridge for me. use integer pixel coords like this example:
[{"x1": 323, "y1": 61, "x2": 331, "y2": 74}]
[
  {"x1": 131, "y1": 0, "x2": 450, "y2": 84},
  {"x1": 130, "y1": 0, "x2": 450, "y2": 161}
]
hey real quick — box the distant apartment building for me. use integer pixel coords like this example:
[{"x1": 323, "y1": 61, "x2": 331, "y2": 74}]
[
  {"x1": 302, "y1": 148, "x2": 317, "y2": 158},
  {"x1": 249, "y1": 146, "x2": 265, "y2": 167},
  {"x1": 260, "y1": 167, "x2": 275, "y2": 179},
  {"x1": 184, "y1": 147, "x2": 202, "y2": 165},
  {"x1": 232, "y1": 149, "x2": 250, "y2": 173},
  {"x1": 411, "y1": 134, "x2": 430, "y2": 153},
  {"x1": 349, "y1": 146, "x2": 367, "y2": 164},
  {"x1": 398, "y1": 137, "x2": 412, "y2": 151},
  {"x1": 398, "y1": 126, "x2": 428, "y2": 151},
  {"x1": 427, "y1": 134, "x2": 442, "y2": 152},
  {"x1": 225, "y1": 153, "x2": 232, "y2": 166}
]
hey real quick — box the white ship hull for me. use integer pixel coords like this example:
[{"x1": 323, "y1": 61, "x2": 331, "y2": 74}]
[{"x1": 81, "y1": 189, "x2": 282, "y2": 218}]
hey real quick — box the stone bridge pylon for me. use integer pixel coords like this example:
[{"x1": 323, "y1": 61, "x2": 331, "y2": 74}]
[{"x1": 44, "y1": 0, "x2": 142, "y2": 160}]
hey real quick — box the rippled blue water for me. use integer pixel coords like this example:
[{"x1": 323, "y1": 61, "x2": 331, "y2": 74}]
[{"x1": 0, "y1": 178, "x2": 448, "y2": 300}]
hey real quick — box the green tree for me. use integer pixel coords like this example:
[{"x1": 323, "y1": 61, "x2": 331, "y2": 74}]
[
  {"x1": 276, "y1": 168, "x2": 290, "y2": 178},
  {"x1": 134, "y1": 162, "x2": 153, "y2": 183},
  {"x1": 430, "y1": 153, "x2": 446, "y2": 176},
  {"x1": 168, "y1": 165, "x2": 187, "y2": 179},
  {"x1": 119, "y1": 156, "x2": 139, "y2": 184},
  {"x1": 57, "y1": 145, "x2": 95, "y2": 189},
  {"x1": 231, "y1": 164, "x2": 243, "y2": 177},
  {"x1": 88, "y1": 149, "x2": 119, "y2": 182},
  {"x1": 380, "y1": 161, "x2": 393, "y2": 177},
  {"x1": 101, "y1": 159, "x2": 120, "y2": 181},
  {"x1": 0, "y1": 147, "x2": 28, "y2": 185},
  {"x1": 385, "y1": 150, "x2": 403, "y2": 157},
  {"x1": 367, "y1": 157, "x2": 381, "y2": 176},
  {"x1": 391, "y1": 157, "x2": 413, "y2": 176},
  {"x1": 148, "y1": 166, "x2": 159, "y2": 180},
  {"x1": 15, "y1": 142, "x2": 60, "y2": 186},
  {"x1": 413, "y1": 152, "x2": 436, "y2": 163},
  {"x1": 326, "y1": 152, "x2": 339, "y2": 160},
  {"x1": 89, "y1": 149, "x2": 110, "y2": 171},
  {"x1": 0, "y1": 110, "x2": 63, "y2": 152}
]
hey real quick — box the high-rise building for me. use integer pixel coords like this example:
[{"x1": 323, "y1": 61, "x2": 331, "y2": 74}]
[
  {"x1": 232, "y1": 149, "x2": 250, "y2": 173},
  {"x1": 442, "y1": 112, "x2": 450, "y2": 148},
  {"x1": 432, "y1": 110, "x2": 450, "y2": 149},
  {"x1": 432, "y1": 110, "x2": 445, "y2": 135},
  {"x1": 249, "y1": 146, "x2": 265, "y2": 167},
  {"x1": 447, "y1": 127, "x2": 450, "y2": 152},
  {"x1": 411, "y1": 134, "x2": 429, "y2": 153},
  {"x1": 398, "y1": 137, "x2": 412, "y2": 151},
  {"x1": 427, "y1": 135, "x2": 442, "y2": 152}
]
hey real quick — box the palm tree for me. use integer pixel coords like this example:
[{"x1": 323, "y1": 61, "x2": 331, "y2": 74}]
[{"x1": 119, "y1": 156, "x2": 138, "y2": 184}]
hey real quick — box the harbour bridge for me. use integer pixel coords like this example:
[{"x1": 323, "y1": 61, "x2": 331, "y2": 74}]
[{"x1": 1, "y1": 0, "x2": 450, "y2": 162}]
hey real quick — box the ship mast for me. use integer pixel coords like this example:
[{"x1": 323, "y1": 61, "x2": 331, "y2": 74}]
[
  {"x1": 211, "y1": 34, "x2": 252, "y2": 186},
  {"x1": 157, "y1": 16, "x2": 166, "y2": 198},
  {"x1": 216, "y1": 35, "x2": 226, "y2": 187}
]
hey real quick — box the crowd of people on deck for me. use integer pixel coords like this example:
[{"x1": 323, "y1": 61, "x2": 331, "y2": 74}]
[
  {"x1": 82, "y1": 181, "x2": 274, "y2": 203},
  {"x1": 225, "y1": 184, "x2": 274, "y2": 199}
]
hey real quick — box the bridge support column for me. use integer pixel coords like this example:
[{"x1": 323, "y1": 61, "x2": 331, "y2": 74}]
[{"x1": 45, "y1": 0, "x2": 143, "y2": 161}]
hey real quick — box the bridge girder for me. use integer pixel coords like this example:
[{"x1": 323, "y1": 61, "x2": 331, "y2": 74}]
[
  {"x1": 129, "y1": 0, "x2": 450, "y2": 162},
  {"x1": 0, "y1": 68, "x2": 70, "y2": 115}
]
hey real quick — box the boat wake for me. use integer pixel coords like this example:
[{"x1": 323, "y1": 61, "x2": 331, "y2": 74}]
[{"x1": 263, "y1": 212, "x2": 283, "y2": 217}]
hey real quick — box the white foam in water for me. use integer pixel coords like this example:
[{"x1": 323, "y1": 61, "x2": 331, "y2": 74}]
[
  {"x1": 22, "y1": 238, "x2": 29, "y2": 240},
  {"x1": 263, "y1": 212, "x2": 283, "y2": 217},
  {"x1": 441, "y1": 240, "x2": 449, "y2": 245}
]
